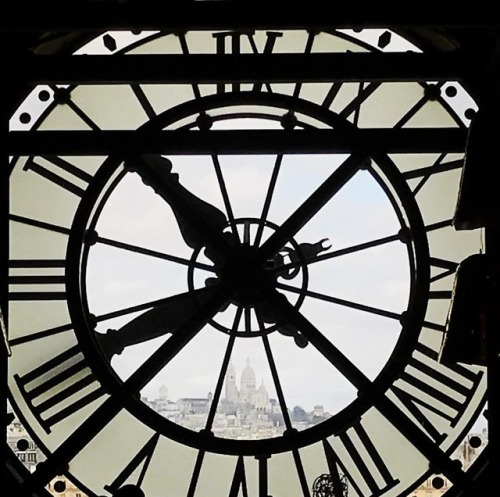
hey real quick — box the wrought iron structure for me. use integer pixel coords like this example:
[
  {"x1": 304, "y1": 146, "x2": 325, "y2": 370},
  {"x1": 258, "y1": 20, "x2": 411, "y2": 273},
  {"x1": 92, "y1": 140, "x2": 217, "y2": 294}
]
[{"x1": 3, "y1": 2, "x2": 500, "y2": 497}]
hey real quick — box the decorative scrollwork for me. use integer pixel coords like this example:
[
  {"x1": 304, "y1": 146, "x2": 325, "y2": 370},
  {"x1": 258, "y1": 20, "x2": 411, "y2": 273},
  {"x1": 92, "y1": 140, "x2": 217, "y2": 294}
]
[{"x1": 312, "y1": 473, "x2": 348, "y2": 497}]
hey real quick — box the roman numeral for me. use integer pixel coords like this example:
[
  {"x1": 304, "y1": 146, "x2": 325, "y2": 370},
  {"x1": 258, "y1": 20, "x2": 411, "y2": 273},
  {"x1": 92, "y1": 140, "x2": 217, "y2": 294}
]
[
  {"x1": 257, "y1": 455, "x2": 269, "y2": 497},
  {"x1": 390, "y1": 342, "x2": 483, "y2": 443},
  {"x1": 323, "y1": 421, "x2": 399, "y2": 497},
  {"x1": 104, "y1": 433, "x2": 160, "y2": 494},
  {"x1": 9, "y1": 259, "x2": 66, "y2": 301},
  {"x1": 213, "y1": 31, "x2": 283, "y2": 93},
  {"x1": 23, "y1": 155, "x2": 92, "y2": 197},
  {"x1": 229, "y1": 456, "x2": 249, "y2": 497},
  {"x1": 430, "y1": 257, "x2": 458, "y2": 283},
  {"x1": 14, "y1": 344, "x2": 106, "y2": 433}
]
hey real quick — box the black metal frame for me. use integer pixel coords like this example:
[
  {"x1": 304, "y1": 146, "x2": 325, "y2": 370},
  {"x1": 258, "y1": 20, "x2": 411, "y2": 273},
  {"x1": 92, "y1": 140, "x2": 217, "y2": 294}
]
[{"x1": 3, "y1": 4, "x2": 499, "y2": 497}]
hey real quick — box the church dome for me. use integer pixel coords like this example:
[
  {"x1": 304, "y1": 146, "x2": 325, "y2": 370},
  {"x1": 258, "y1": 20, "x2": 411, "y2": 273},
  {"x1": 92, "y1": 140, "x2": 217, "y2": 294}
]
[{"x1": 241, "y1": 359, "x2": 256, "y2": 384}]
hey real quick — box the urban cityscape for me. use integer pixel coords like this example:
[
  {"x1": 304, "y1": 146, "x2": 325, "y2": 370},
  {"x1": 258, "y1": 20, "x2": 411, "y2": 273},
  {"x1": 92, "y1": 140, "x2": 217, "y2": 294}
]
[{"x1": 7, "y1": 360, "x2": 488, "y2": 497}]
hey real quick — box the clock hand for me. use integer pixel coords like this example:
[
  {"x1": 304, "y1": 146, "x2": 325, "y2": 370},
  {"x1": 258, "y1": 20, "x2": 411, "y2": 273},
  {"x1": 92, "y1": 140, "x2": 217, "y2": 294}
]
[
  {"x1": 273, "y1": 238, "x2": 332, "y2": 279},
  {"x1": 258, "y1": 299, "x2": 308, "y2": 348},
  {"x1": 125, "y1": 155, "x2": 231, "y2": 264},
  {"x1": 256, "y1": 153, "x2": 366, "y2": 262},
  {"x1": 96, "y1": 285, "x2": 218, "y2": 360}
]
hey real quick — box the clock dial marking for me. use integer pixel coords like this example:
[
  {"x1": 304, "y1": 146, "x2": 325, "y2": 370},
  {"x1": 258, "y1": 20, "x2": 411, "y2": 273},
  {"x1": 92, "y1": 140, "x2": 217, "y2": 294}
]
[
  {"x1": 9, "y1": 259, "x2": 66, "y2": 301},
  {"x1": 13, "y1": 344, "x2": 106, "y2": 433},
  {"x1": 258, "y1": 456, "x2": 269, "y2": 497},
  {"x1": 104, "y1": 432, "x2": 160, "y2": 494},
  {"x1": 229, "y1": 456, "x2": 249, "y2": 497},
  {"x1": 212, "y1": 31, "x2": 284, "y2": 94},
  {"x1": 23, "y1": 155, "x2": 93, "y2": 198},
  {"x1": 292, "y1": 449, "x2": 312, "y2": 497},
  {"x1": 187, "y1": 450, "x2": 206, "y2": 497},
  {"x1": 9, "y1": 322, "x2": 73, "y2": 346},
  {"x1": 430, "y1": 257, "x2": 459, "y2": 283},
  {"x1": 10, "y1": 214, "x2": 71, "y2": 236},
  {"x1": 389, "y1": 342, "x2": 483, "y2": 444},
  {"x1": 323, "y1": 421, "x2": 399, "y2": 497}
]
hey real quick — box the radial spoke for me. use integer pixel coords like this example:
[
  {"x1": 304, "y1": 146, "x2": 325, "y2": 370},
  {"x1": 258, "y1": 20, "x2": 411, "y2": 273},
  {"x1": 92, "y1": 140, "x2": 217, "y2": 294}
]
[
  {"x1": 277, "y1": 283, "x2": 402, "y2": 322},
  {"x1": 272, "y1": 232, "x2": 402, "y2": 273},
  {"x1": 244, "y1": 307, "x2": 252, "y2": 333},
  {"x1": 212, "y1": 154, "x2": 240, "y2": 242},
  {"x1": 268, "y1": 292, "x2": 372, "y2": 392},
  {"x1": 96, "y1": 234, "x2": 216, "y2": 272},
  {"x1": 95, "y1": 295, "x2": 185, "y2": 323},
  {"x1": 257, "y1": 152, "x2": 367, "y2": 261},
  {"x1": 254, "y1": 153, "x2": 283, "y2": 247},
  {"x1": 49, "y1": 85, "x2": 101, "y2": 131},
  {"x1": 256, "y1": 310, "x2": 293, "y2": 431},
  {"x1": 205, "y1": 307, "x2": 243, "y2": 430}
]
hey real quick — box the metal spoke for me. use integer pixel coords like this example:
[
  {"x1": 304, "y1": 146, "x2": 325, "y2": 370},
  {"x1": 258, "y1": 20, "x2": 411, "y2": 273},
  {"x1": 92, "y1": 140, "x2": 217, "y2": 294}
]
[
  {"x1": 96, "y1": 234, "x2": 216, "y2": 272},
  {"x1": 257, "y1": 152, "x2": 367, "y2": 261},
  {"x1": 205, "y1": 307, "x2": 243, "y2": 430},
  {"x1": 212, "y1": 154, "x2": 240, "y2": 242},
  {"x1": 256, "y1": 310, "x2": 293, "y2": 430},
  {"x1": 49, "y1": 84, "x2": 101, "y2": 131},
  {"x1": 268, "y1": 292, "x2": 372, "y2": 391},
  {"x1": 277, "y1": 282, "x2": 402, "y2": 321},
  {"x1": 131, "y1": 84, "x2": 156, "y2": 120},
  {"x1": 254, "y1": 153, "x2": 283, "y2": 246},
  {"x1": 272, "y1": 232, "x2": 401, "y2": 273}
]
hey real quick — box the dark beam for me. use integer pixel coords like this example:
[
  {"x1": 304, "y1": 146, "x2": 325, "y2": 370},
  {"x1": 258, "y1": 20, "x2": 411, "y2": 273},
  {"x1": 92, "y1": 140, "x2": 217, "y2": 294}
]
[
  {"x1": 7, "y1": 129, "x2": 467, "y2": 156},
  {"x1": 10, "y1": 52, "x2": 476, "y2": 85},
  {"x1": 1, "y1": 2, "x2": 500, "y2": 31}
]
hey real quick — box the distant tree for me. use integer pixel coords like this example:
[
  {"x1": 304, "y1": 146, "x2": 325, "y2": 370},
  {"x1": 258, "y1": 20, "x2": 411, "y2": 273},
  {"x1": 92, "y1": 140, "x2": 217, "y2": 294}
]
[{"x1": 292, "y1": 406, "x2": 308, "y2": 422}]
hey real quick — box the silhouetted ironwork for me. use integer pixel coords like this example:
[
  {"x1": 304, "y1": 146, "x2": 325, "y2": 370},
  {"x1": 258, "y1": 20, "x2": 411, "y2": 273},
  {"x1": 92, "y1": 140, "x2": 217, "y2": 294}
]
[{"x1": 313, "y1": 473, "x2": 348, "y2": 497}]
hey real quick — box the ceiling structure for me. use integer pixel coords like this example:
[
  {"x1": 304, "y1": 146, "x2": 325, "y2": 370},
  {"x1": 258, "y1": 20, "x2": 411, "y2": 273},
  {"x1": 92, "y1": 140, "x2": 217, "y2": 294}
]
[{"x1": 3, "y1": 2, "x2": 500, "y2": 497}]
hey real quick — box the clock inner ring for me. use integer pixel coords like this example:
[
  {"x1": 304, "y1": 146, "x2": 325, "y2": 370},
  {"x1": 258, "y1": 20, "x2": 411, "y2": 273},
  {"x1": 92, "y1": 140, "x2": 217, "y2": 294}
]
[{"x1": 187, "y1": 217, "x2": 312, "y2": 340}]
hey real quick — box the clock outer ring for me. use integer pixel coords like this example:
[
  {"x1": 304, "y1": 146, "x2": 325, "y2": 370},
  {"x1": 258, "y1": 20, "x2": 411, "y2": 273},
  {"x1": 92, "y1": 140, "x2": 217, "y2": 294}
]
[{"x1": 66, "y1": 91, "x2": 430, "y2": 456}]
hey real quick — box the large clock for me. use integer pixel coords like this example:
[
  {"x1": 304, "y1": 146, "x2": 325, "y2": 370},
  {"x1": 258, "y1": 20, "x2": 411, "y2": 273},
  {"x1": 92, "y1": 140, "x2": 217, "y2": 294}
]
[{"x1": 7, "y1": 27, "x2": 487, "y2": 497}]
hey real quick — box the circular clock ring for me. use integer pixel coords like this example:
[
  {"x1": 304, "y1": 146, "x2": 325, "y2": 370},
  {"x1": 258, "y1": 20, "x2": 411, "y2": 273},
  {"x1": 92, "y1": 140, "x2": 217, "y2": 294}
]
[{"x1": 66, "y1": 90, "x2": 429, "y2": 456}]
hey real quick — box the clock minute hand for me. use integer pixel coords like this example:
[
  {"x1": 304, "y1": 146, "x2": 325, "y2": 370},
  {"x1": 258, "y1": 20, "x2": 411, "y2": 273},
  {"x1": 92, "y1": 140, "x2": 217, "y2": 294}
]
[
  {"x1": 125, "y1": 155, "x2": 230, "y2": 263},
  {"x1": 96, "y1": 286, "x2": 218, "y2": 360}
]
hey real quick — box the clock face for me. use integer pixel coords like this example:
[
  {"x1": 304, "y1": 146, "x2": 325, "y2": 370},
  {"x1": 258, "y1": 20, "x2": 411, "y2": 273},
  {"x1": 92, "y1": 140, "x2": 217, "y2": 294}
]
[{"x1": 8, "y1": 28, "x2": 487, "y2": 497}]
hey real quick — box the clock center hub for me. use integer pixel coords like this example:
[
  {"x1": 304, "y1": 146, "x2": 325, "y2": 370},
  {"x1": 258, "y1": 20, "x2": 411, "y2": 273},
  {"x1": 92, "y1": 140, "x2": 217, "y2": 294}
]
[{"x1": 218, "y1": 244, "x2": 277, "y2": 307}]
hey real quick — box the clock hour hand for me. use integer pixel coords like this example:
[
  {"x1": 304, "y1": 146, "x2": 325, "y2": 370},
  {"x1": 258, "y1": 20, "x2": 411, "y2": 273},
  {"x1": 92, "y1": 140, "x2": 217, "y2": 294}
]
[
  {"x1": 125, "y1": 155, "x2": 230, "y2": 264},
  {"x1": 96, "y1": 286, "x2": 218, "y2": 360}
]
